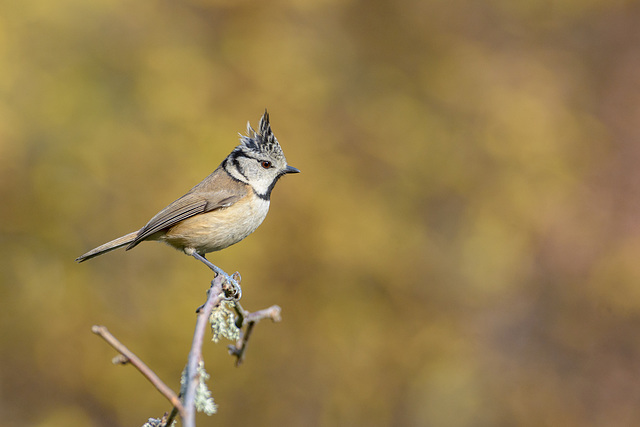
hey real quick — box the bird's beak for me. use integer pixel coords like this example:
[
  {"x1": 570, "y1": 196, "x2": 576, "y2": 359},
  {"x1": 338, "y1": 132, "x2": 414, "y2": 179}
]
[{"x1": 284, "y1": 165, "x2": 301, "y2": 174}]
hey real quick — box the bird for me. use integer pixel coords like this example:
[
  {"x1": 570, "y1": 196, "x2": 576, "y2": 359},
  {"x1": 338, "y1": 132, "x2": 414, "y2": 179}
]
[{"x1": 76, "y1": 110, "x2": 299, "y2": 276}]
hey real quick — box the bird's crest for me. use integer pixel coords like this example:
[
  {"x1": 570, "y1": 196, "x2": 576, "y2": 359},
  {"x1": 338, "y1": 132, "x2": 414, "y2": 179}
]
[{"x1": 239, "y1": 110, "x2": 285, "y2": 160}]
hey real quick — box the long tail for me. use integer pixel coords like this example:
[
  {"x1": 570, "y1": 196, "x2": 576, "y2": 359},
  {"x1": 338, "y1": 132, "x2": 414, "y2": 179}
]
[{"x1": 75, "y1": 231, "x2": 139, "y2": 263}]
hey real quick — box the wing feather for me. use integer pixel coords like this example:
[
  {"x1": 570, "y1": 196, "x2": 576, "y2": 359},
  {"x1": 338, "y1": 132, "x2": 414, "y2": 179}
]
[{"x1": 126, "y1": 190, "x2": 242, "y2": 250}]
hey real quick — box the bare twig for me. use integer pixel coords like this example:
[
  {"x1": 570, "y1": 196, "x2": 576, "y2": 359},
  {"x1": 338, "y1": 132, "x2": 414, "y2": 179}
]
[
  {"x1": 182, "y1": 274, "x2": 226, "y2": 427},
  {"x1": 163, "y1": 407, "x2": 179, "y2": 427},
  {"x1": 92, "y1": 264, "x2": 280, "y2": 426},
  {"x1": 229, "y1": 304, "x2": 281, "y2": 366},
  {"x1": 91, "y1": 325, "x2": 184, "y2": 415},
  {"x1": 245, "y1": 305, "x2": 282, "y2": 323}
]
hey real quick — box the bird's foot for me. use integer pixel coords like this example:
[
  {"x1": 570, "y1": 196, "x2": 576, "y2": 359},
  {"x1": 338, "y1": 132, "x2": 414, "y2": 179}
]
[{"x1": 190, "y1": 252, "x2": 242, "y2": 300}]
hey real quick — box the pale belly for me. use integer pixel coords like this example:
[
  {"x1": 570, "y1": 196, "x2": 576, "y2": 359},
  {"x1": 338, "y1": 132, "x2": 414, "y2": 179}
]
[{"x1": 160, "y1": 198, "x2": 270, "y2": 254}]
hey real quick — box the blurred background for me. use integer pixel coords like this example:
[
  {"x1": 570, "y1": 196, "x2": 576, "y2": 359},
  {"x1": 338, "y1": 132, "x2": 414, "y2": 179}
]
[{"x1": 2, "y1": 0, "x2": 640, "y2": 426}]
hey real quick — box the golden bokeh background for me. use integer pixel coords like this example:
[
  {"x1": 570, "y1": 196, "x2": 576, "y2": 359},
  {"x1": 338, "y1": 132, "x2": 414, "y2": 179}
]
[{"x1": 2, "y1": 0, "x2": 640, "y2": 426}]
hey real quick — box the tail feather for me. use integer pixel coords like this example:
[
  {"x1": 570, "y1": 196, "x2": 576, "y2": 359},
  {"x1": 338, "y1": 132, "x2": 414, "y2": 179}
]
[{"x1": 75, "y1": 231, "x2": 139, "y2": 263}]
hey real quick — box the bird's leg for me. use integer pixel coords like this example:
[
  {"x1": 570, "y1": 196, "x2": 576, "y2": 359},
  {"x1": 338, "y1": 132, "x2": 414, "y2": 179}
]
[
  {"x1": 191, "y1": 252, "x2": 226, "y2": 277},
  {"x1": 190, "y1": 252, "x2": 242, "y2": 300}
]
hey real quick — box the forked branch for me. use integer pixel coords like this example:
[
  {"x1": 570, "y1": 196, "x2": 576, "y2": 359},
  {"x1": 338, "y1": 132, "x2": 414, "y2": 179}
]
[
  {"x1": 92, "y1": 268, "x2": 280, "y2": 427},
  {"x1": 229, "y1": 303, "x2": 282, "y2": 366},
  {"x1": 92, "y1": 325, "x2": 184, "y2": 415}
]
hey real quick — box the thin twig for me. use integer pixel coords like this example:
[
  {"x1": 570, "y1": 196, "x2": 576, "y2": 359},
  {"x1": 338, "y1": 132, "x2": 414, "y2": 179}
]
[
  {"x1": 245, "y1": 305, "x2": 282, "y2": 323},
  {"x1": 229, "y1": 305, "x2": 281, "y2": 366},
  {"x1": 182, "y1": 275, "x2": 226, "y2": 427},
  {"x1": 92, "y1": 263, "x2": 278, "y2": 425},
  {"x1": 92, "y1": 325, "x2": 185, "y2": 415},
  {"x1": 163, "y1": 406, "x2": 179, "y2": 427}
]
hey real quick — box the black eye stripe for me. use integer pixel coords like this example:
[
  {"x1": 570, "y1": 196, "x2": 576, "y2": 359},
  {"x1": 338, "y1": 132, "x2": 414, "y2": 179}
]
[{"x1": 228, "y1": 152, "x2": 248, "y2": 180}]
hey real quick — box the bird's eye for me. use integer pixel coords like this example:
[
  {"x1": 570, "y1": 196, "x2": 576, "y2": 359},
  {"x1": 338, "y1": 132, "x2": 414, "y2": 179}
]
[{"x1": 261, "y1": 161, "x2": 272, "y2": 169}]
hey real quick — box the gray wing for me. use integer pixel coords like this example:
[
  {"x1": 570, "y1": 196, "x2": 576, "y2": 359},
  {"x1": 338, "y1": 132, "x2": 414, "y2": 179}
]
[{"x1": 126, "y1": 189, "x2": 242, "y2": 250}]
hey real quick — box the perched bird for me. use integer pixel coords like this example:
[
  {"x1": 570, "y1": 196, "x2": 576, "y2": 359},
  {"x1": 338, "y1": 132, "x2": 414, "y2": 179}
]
[{"x1": 76, "y1": 111, "x2": 299, "y2": 274}]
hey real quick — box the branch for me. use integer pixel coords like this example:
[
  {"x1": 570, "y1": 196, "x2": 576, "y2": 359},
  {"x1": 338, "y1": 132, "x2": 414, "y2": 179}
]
[
  {"x1": 91, "y1": 325, "x2": 184, "y2": 416},
  {"x1": 229, "y1": 304, "x2": 282, "y2": 366},
  {"x1": 92, "y1": 264, "x2": 279, "y2": 426},
  {"x1": 182, "y1": 274, "x2": 227, "y2": 427}
]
